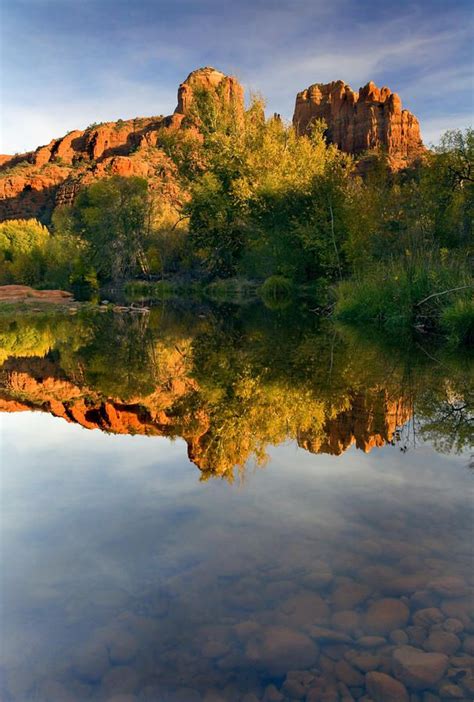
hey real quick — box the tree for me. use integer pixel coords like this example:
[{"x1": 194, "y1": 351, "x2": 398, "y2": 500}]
[{"x1": 71, "y1": 176, "x2": 151, "y2": 283}]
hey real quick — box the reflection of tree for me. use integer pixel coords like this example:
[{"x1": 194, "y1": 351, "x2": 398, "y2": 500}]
[{"x1": 0, "y1": 305, "x2": 472, "y2": 477}]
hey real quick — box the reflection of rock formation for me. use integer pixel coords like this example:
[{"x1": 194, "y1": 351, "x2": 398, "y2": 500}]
[
  {"x1": 0, "y1": 358, "x2": 410, "y2": 475},
  {"x1": 297, "y1": 392, "x2": 410, "y2": 455}
]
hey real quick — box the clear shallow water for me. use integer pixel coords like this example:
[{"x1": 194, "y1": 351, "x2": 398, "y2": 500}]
[{"x1": 0, "y1": 304, "x2": 473, "y2": 702}]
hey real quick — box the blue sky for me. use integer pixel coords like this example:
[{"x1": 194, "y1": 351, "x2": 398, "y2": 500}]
[{"x1": 1, "y1": 0, "x2": 473, "y2": 154}]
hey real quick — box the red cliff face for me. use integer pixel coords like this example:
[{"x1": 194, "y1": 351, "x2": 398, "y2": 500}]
[
  {"x1": 0, "y1": 67, "x2": 244, "y2": 221},
  {"x1": 293, "y1": 79, "x2": 424, "y2": 169}
]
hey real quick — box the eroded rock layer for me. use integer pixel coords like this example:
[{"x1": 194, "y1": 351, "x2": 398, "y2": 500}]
[
  {"x1": 0, "y1": 67, "x2": 242, "y2": 221},
  {"x1": 293, "y1": 80, "x2": 424, "y2": 168},
  {"x1": 0, "y1": 69, "x2": 425, "y2": 220}
]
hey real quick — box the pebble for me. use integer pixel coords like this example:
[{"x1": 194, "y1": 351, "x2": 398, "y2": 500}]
[
  {"x1": 366, "y1": 671, "x2": 409, "y2": 702},
  {"x1": 280, "y1": 591, "x2": 330, "y2": 626},
  {"x1": 437, "y1": 682, "x2": 465, "y2": 698},
  {"x1": 427, "y1": 577, "x2": 468, "y2": 599},
  {"x1": 331, "y1": 582, "x2": 372, "y2": 610},
  {"x1": 334, "y1": 660, "x2": 365, "y2": 686},
  {"x1": 423, "y1": 630, "x2": 460, "y2": 655},
  {"x1": 364, "y1": 598, "x2": 410, "y2": 635},
  {"x1": 412, "y1": 608, "x2": 444, "y2": 628},
  {"x1": 406, "y1": 625, "x2": 428, "y2": 646},
  {"x1": 443, "y1": 619, "x2": 464, "y2": 634},
  {"x1": 308, "y1": 626, "x2": 353, "y2": 644},
  {"x1": 390, "y1": 629, "x2": 409, "y2": 645},
  {"x1": 331, "y1": 610, "x2": 360, "y2": 635},
  {"x1": 462, "y1": 635, "x2": 474, "y2": 654},
  {"x1": 245, "y1": 625, "x2": 319, "y2": 675},
  {"x1": 262, "y1": 684, "x2": 284, "y2": 702},
  {"x1": 345, "y1": 651, "x2": 380, "y2": 672},
  {"x1": 357, "y1": 636, "x2": 386, "y2": 648},
  {"x1": 392, "y1": 645, "x2": 448, "y2": 690}
]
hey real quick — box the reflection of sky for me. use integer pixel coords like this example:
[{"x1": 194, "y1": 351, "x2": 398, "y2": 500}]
[
  {"x1": 2, "y1": 0, "x2": 473, "y2": 152},
  {"x1": 1, "y1": 410, "x2": 472, "y2": 682}
]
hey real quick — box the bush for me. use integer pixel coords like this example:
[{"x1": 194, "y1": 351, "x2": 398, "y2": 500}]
[
  {"x1": 259, "y1": 275, "x2": 293, "y2": 306},
  {"x1": 441, "y1": 298, "x2": 474, "y2": 347},
  {"x1": 334, "y1": 253, "x2": 473, "y2": 343}
]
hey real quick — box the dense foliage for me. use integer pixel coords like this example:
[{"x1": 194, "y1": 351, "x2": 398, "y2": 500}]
[{"x1": 1, "y1": 86, "x2": 472, "y2": 344}]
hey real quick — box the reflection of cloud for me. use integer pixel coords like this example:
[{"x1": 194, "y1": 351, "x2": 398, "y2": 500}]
[{"x1": 1, "y1": 0, "x2": 472, "y2": 152}]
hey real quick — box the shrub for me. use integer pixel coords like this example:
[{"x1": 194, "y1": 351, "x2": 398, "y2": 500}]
[
  {"x1": 441, "y1": 298, "x2": 474, "y2": 347},
  {"x1": 334, "y1": 253, "x2": 473, "y2": 342},
  {"x1": 259, "y1": 275, "x2": 293, "y2": 304}
]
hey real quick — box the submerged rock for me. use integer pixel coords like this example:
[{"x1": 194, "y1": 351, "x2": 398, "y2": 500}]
[
  {"x1": 366, "y1": 671, "x2": 409, "y2": 702},
  {"x1": 364, "y1": 598, "x2": 410, "y2": 635},
  {"x1": 392, "y1": 645, "x2": 448, "y2": 689}
]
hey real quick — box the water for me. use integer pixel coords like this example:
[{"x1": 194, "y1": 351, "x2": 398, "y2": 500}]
[{"x1": 0, "y1": 303, "x2": 473, "y2": 702}]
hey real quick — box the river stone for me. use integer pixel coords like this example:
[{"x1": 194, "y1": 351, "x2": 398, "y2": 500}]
[
  {"x1": 235, "y1": 620, "x2": 261, "y2": 641},
  {"x1": 423, "y1": 630, "x2": 460, "y2": 655},
  {"x1": 331, "y1": 582, "x2": 372, "y2": 610},
  {"x1": 406, "y1": 625, "x2": 428, "y2": 646},
  {"x1": 282, "y1": 670, "x2": 315, "y2": 698},
  {"x1": 412, "y1": 608, "x2": 444, "y2": 628},
  {"x1": 280, "y1": 591, "x2": 330, "y2": 626},
  {"x1": 262, "y1": 684, "x2": 284, "y2": 702},
  {"x1": 390, "y1": 629, "x2": 409, "y2": 645},
  {"x1": 392, "y1": 646, "x2": 448, "y2": 689},
  {"x1": 382, "y1": 575, "x2": 427, "y2": 597},
  {"x1": 308, "y1": 625, "x2": 353, "y2": 643},
  {"x1": 427, "y1": 577, "x2": 468, "y2": 598},
  {"x1": 443, "y1": 618, "x2": 464, "y2": 634},
  {"x1": 304, "y1": 560, "x2": 334, "y2": 588},
  {"x1": 364, "y1": 599, "x2": 410, "y2": 635},
  {"x1": 334, "y1": 659, "x2": 365, "y2": 686},
  {"x1": 245, "y1": 625, "x2": 319, "y2": 675},
  {"x1": 357, "y1": 636, "x2": 387, "y2": 648},
  {"x1": 440, "y1": 597, "x2": 474, "y2": 624},
  {"x1": 462, "y1": 634, "x2": 474, "y2": 654},
  {"x1": 437, "y1": 682, "x2": 464, "y2": 698},
  {"x1": 411, "y1": 590, "x2": 440, "y2": 610},
  {"x1": 366, "y1": 671, "x2": 409, "y2": 702},
  {"x1": 345, "y1": 650, "x2": 380, "y2": 672},
  {"x1": 106, "y1": 695, "x2": 137, "y2": 702},
  {"x1": 332, "y1": 610, "x2": 360, "y2": 634}
]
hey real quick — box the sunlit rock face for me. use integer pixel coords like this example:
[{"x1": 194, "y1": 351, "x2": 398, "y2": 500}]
[
  {"x1": 174, "y1": 66, "x2": 244, "y2": 121},
  {"x1": 293, "y1": 80, "x2": 424, "y2": 169},
  {"x1": 0, "y1": 66, "x2": 244, "y2": 221}
]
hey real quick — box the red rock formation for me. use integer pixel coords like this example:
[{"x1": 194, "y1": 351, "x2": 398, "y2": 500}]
[
  {"x1": 297, "y1": 392, "x2": 410, "y2": 456},
  {"x1": 175, "y1": 66, "x2": 244, "y2": 119},
  {"x1": 0, "y1": 67, "x2": 244, "y2": 221},
  {"x1": 293, "y1": 80, "x2": 424, "y2": 169}
]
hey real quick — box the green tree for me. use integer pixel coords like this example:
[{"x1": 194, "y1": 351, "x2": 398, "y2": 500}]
[{"x1": 71, "y1": 176, "x2": 151, "y2": 283}]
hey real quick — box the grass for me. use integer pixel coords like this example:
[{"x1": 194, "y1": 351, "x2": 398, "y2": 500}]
[
  {"x1": 334, "y1": 253, "x2": 473, "y2": 346},
  {"x1": 441, "y1": 298, "x2": 474, "y2": 347}
]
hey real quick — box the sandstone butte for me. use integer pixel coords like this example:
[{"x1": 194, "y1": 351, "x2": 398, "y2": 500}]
[
  {"x1": 0, "y1": 352, "x2": 411, "y2": 475},
  {"x1": 293, "y1": 79, "x2": 424, "y2": 170},
  {"x1": 0, "y1": 68, "x2": 424, "y2": 221}
]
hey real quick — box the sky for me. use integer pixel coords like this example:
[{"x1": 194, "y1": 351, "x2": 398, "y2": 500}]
[{"x1": 1, "y1": 0, "x2": 473, "y2": 154}]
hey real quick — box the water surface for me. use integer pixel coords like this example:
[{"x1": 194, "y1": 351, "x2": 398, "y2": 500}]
[{"x1": 1, "y1": 304, "x2": 473, "y2": 702}]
